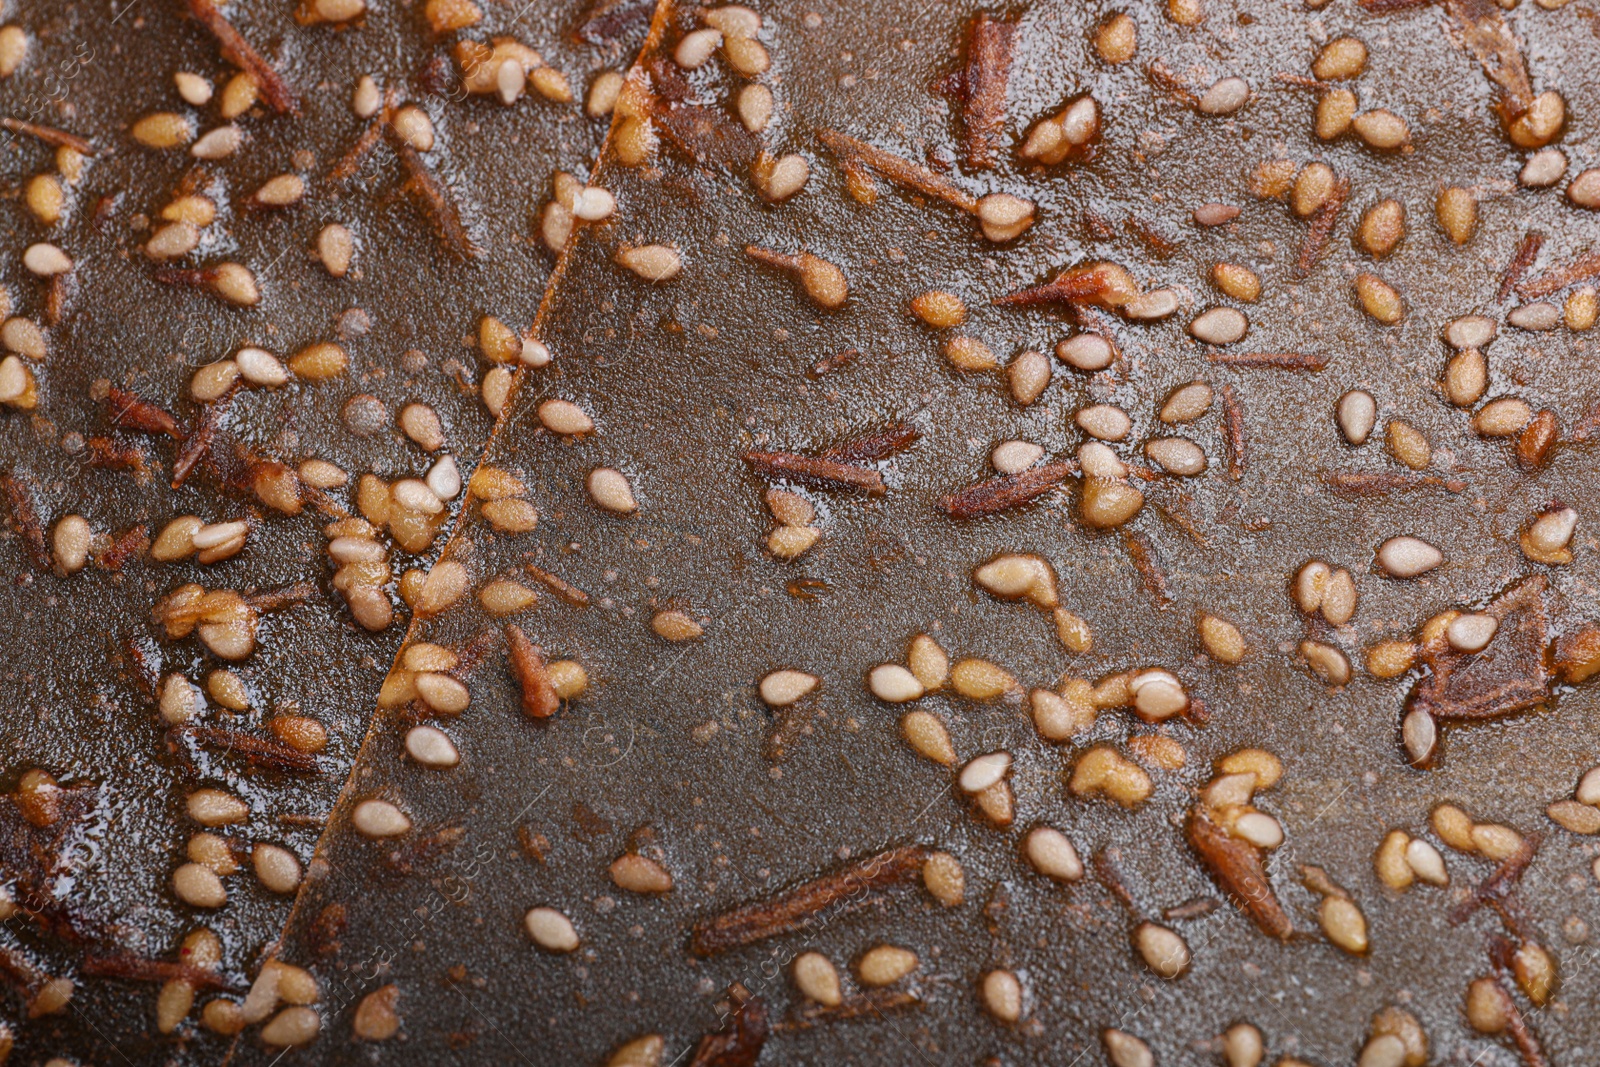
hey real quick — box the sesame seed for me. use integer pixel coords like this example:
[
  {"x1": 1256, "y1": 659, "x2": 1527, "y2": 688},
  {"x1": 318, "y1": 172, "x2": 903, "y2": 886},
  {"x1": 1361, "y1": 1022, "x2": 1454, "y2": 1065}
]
[
  {"x1": 759, "y1": 669, "x2": 818, "y2": 707},
  {"x1": 958, "y1": 752, "x2": 1011, "y2": 793},
  {"x1": 950, "y1": 658, "x2": 1018, "y2": 700},
  {"x1": 405, "y1": 725, "x2": 460, "y2": 768},
  {"x1": 1198, "y1": 76, "x2": 1250, "y2": 116},
  {"x1": 900, "y1": 710, "x2": 955, "y2": 764},
  {"x1": 609, "y1": 853, "x2": 673, "y2": 894},
  {"x1": 1447, "y1": 613, "x2": 1497, "y2": 652},
  {"x1": 1078, "y1": 442, "x2": 1127, "y2": 479},
  {"x1": 1189, "y1": 306, "x2": 1249, "y2": 344},
  {"x1": 1520, "y1": 148, "x2": 1567, "y2": 188},
  {"x1": 50, "y1": 514, "x2": 90, "y2": 575},
  {"x1": 1222, "y1": 1024, "x2": 1263, "y2": 1067},
  {"x1": 1095, "y1": 13, "x2": 1137, "y2": 62},
  {"x1": 857, "y1": 944, "x2": 917, "y2": 986},
  {"x1": 1103, "y1": 1029, "x2": 1153, "y2": 1067},
  {"x1": 23, "y1": 243, "x2": 71, "y2": 276},
  {"x1": 538, "y1": 398, "x2": 594, "y2": 436},
  {"x1": 991, "y1": 440, "x2": 1044, "y2": 473},
  {"x1": 1508, "y1": 301, "x2": 1560, "y2": 331},
  {"x1": 1313, "y1": 37, "x2": 1367, "y2": 79},
  {"x1": 1023, "y1": 826, "x2": 1084, "y2": 882},
  {"x1": 1079, "y1": 477, "x2": 1145, "y2": 529},
  {"x1": 1567, "y1": 168, "x2": 1600, "y2": 209},
  {"x1": 981, "y1": 969, "x2": 1023, "y2": 1022},
  {"x1": 587, "y1": 468, "x2": 638, "y2": 513},
  {"x1": 791, "y1": 953, "x2": 842, "y2": 1006},
  {"x1": 869, "y1": 664, "x2": 924, "y2": 703},
  {"x1": 1070, "y1": 745, "x2": 1153, "y2": 807},
  {"x1": 393, "y1": 106, "x2": 434, "y2": 151},
  {"x1": 573, "y1": 186, "x2": 617, "y2": 221},
  {"x1": 132, "y1": 111, "x2": 193, "y2": 149},
  {"x1": 261, "y1": 1006, "x2": 320, "y2": 1047},
  {"x1": 524, "y1": 906, "x2": 580, "y2": 953},
  {"x1": 1357, "y1": 199, "x2": 1405, "y2": 257},
  {"x1": 190, "y1": 125, "x2": 242, "y2": 160},
  {"x1": 922, "y1": 851, "x2": 964, "y2": 906},
  {"x1": 975, "y1": 193, "x2": 1036, "y2": 242},
  {"x1": 1436, "y1": 187, "x2": 1477, "y2": 244},
  {"x1": 675, "y1": 27, "x2": 722, "y2": 69},
  {"x1": 187, "y1": 788, "x2": 248, "y2": 827},
  {"x1": 616, "y1": 244, "x2": 681, "y2": 282},
  {"x1": 1076, "y1": 403, "x2": 1132, "y2": 441},
  {"x1": 252, "y1": 844, "x2": 302, "y2": 894},
  {"x1": 176, "y1": 74, "x2": 211, "y2": 108},
  {"x1": 1123, "y1": 288, "x2": 1178, "y2": 320},
  {"x1": 1056, "y1": 332, "x2": 1114, "y2": 371},
  {"x1": 352, "y1": 985, "x2": 400, "y2": 1042},
  {"x1": 737, "y1": 84, "x2": 774, "y2": 132},
  {"x1": 1352, "y1": 109, "x2": 1409, "y2": 149},
  {"x1": 1135, "y1": 922, "x2": 1190, "y2": 978},
  {"x1": 1386, "y1": 420, "x2": 1430, "y2": 469},
  {"x1": 1376, "y1": 536, "x2": 1442, "y2": 577},
  {"x1": 1355, "y1": 273, "x2": 1404, "y2": 324},
  {"x1": 352, "y1": 799, "x2": 410, "y2": 839},
  {"x1": 910, "y1": 290, "x2": 966, "y2": 328},
  {"x1": 1159, "y1": 380, "x2": 1213, "y2": 423},
  {"x1": 172, "y1": 863, "x2": 226, "y2": 908}
]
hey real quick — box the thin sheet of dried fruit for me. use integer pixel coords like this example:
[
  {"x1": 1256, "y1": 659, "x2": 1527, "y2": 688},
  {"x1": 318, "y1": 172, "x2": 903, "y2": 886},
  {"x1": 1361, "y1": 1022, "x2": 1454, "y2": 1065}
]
[
  {"x1": 0, "y1": 0, "x2": 649, "y2": 1060},
  {"x1": 247, "y1": 0, "x2": 1600, "y2": 1064}
]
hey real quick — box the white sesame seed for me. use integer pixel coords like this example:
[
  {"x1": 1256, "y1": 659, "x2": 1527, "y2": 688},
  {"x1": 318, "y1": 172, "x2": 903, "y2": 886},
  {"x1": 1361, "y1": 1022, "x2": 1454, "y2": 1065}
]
[
  {"x1": 190, "y1": 125, "x2": 243, "y2": 160},
  {"x1": 573, "y1": 186, "x2": 616, "y2": 221},
  {"x1": 23, "y1": 243, "x2": 71, "y2": 276},
  {"x1": 1528, "y1": 506, "x2": 1577, "y2": 554},
  {"x1": 587, "y1": 467, "x2": 638, "y2": 513},
  {"x1": 1077, "y1": 441, "x2": 1127, "y2": 480},
  {"x1": 260, "y1": 1007, "x2": 319, "y2": 1047},
  {"x1": 1130, "y1": 670, "x2": 1187, "y2": 720},
  {"x1": 0, "y1": 355, "x2": 30, "y2": 403},
  {"x1": 1189, "y1": 307, "x2": 1248, "y2": 344},
  {"x1": 1198, "y1": 76, "x2": 1250, "y2": 115},
  {"x1": 51, "y1": 514, "x2": 90, "y2": 575},
  {"x1": 737, "y1": 84, "x2": 774, "y2": 133},
  {"x1": 392, "y1": 478, "x2": 443, "y2": 514},
  {"x1": 1076, "y1": 403, "x2": 1132, "y2": 441},
  {"x1": 1402, "y1": 707, "x2": 1436, "y2": 766},
  {"x1": 175, "y1": 71, "x2": 213, "y2": 105},
  {"x1": 792, "y1": 952, "x2": 842, "y2": 1006},
  {"x1": 868, "y1": 664, "x2": 924, "y2": 703},
  {"x1": 1447, "y1": 613, "x2": 1497, "y2": 652},
  {"x1": 187, "y1": 789, "x2": 248, "y2": 826},
  {"x1": 352, "y1": 75, "x2": 381, "y2": 118},
  {"x1": 416, "y1": 672, "x2": 470, "y2": 713},
  {"x1": 675, "y1": 28, "x2": 722, "y2": 69},
  {"x1": 616, "y1": 244, "x2": 681, "y2": 282},
  {"x1": 958, "y1": 751, "x2": 1011, "y2": 794},
  {"x1": 1023, "y1": 826, "x2": 1084, "y2": 882},
  {"x1": 192, "y1": 520, "x2": 247, "y2": 551},
  {"x1": 981, "y1": 969, "x2": 1023, "y2": 1022},
  {"x1": 1144, "y1": 437, "x2": 1206, "y2": 476},
  {"x1": 759, "y1": 669, "x2": 818, "y2": 707},
  {"x1": 1377, "y1": 536, "x2": 1442, "y2": 578},
  {"x1": 1104, "y1": 1030, "x2": 1154, "y2": 1067},
  {"x1": 1335, "y1": 390, "x2": 1377, "y2": 445},
  {"x1": 1135, "y1": 922, "x2": 1190, "y2": 978},
  {"x1": 160, "y1": 673, "x2": 201, "y2": 724},
  {"x1": 1520, "y1": 148, "x2": 1567, "y2": 188},
  {"x1": 1508, "y1": 302, "x2": 1561, "y2": 331},
  {"x1": 235, "y1": 347, "x2": 288, "y2": 386},
  {"x1": 496, "y1": 58, "x2": 525, "y2": 105},
  {"x1": 1222, "y1": 1024, "x2": 1263, "y2": 1067},
  {"x1": 1577, "y1": 766, "x2": 1600, "y2": 806},
  {"x1": 975, "y1": 193, "x2": 1035, "y2": 242},
  {"x1": 1405, "y1": 838, "x2": 1448, "y2": 885},
  {"x1": 1123, "y1": 288, "x2": 1178, "y2": 320},
  {"x1": 393, "y1": 106, "x2": 434, "y2": 151},
  {"x1": 1055, "y1": 333, "x2": 1114, "y2": 371},
  {"x1": 172, "y1": 863, "x2": 226, "y2": 908},
  {"x1": 991, "y1": 440, "x2": 1044, "y2": 474},
  {"x1": 252, "y1": 844, "x2": 302, "y2": 894},
  {"x1": 352, "y1": 799, "x2": 410, "y2": 838},
  {"x1": 426, "y1": 455, "x2": 461, "y2": 501},
  {"x1": 405, "y1": 725, "x2": 460, "y2": 768},
  {"x1": 521, "y1": 338, "x2": 552, "y2": 366},
  {"x1": 1568, "y1": 168, "x2": 1600, "y2": 210},
  {"x1": 857, "y1": 945, "x2": 918, "y2": 987},
  {"x1": 538, "y1": 398, "x2": 594, "y2": 435},
  {"x1": 524, "y1": 907, "x2": 580, "y2": 952},
  {"x1": 1233, "y1": 812, "x2": 1284, "y2": 848},
  {"x1": 1445, "y1": 315, "x2": 1496, "y2": 350}
]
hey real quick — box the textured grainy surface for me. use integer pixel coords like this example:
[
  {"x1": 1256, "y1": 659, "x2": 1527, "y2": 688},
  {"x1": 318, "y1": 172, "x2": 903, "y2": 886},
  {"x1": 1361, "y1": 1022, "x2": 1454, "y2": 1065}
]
[
  {"x1": 0, "y1": 0, "x2": 645, "y2": 1061},
  {"x1": 244, "y1": 1, "x2": 1600, "y2": 1065}
]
